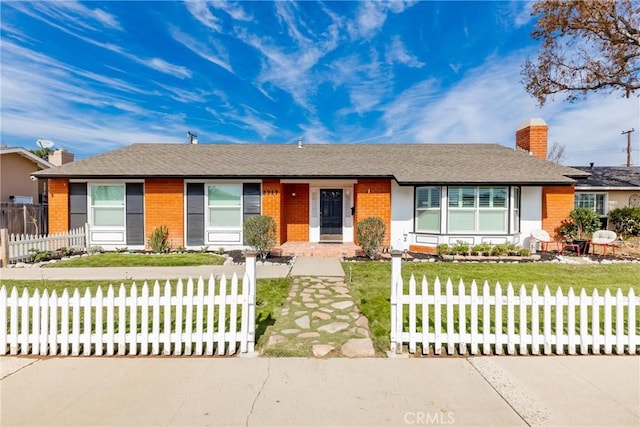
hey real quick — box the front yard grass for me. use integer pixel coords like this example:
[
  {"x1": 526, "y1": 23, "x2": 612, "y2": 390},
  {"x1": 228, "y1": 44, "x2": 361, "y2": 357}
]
[
  {"x1": 345, "y1": 261, "x2": 640, "y2": 353},
  {"x1": 45, "y1": 252, "x2": 225, "y2": 268}
]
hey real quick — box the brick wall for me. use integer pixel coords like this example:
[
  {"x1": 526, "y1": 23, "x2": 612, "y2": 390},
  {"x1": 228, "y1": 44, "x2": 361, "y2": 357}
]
[
  {"x1": 542, "y1": 185, "x2": 574, "y2": 237},
  {"x1": 144, "y1": 179, "x2": 184, "y2": 249},
  {"x1": 516, "y1": 120, "x2": 548, "y2": 160},
  {"x1": 282, "y1": 183, "x2": 309, "y2": 241},
  {"x1": 354, "y1": 179, "x2": 391, "y2": 246},
  {"x1": 261, "y1": 179, "x2": 283, "y2": 244},
  {"x1": 48, "y1": 178, "x2": 69, "y2": 233}
]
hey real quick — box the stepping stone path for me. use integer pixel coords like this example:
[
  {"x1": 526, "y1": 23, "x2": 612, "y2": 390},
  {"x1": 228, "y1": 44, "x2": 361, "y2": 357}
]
[{"x1": 262, "y1": 276, "x2": 375, "y2": 358}]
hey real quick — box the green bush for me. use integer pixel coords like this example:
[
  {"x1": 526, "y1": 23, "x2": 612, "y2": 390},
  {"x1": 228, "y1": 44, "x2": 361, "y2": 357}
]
[
  {"x1": 609, "y1": 207, "x2": 640, "y2": 236},
  {"x1": 356, "y1": 216, "x2": 386, "y2": 259},
  {"x1": 244, "y1": 215, "x2": 277, "y2": 259},
  {"x1": 436, "y1": 243, "x2": 451, "y2": 257},
  {"x1": 451, "y1": 240, "x2": 470, "y2": 255},
  {"x1": 148, "y1": 225, "x2": 170, "y2": 253},
  {"x1": 558, "y1": 208, "x2": 601, "y2": 240},
  {"x1": 490, "y1": 243, "x2": 509, "y2": 256},
  {"x1": 471, "y1": 242, "x2": 492, "y2": 255}
]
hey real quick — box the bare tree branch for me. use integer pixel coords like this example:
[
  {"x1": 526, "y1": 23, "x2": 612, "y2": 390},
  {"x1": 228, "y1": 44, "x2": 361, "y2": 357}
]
[{"x1": 522, "y1": 0, "x2": 640, "y2": 105}]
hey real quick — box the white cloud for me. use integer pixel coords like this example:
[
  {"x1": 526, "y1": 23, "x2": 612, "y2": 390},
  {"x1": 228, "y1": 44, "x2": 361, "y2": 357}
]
[
  {"x1": 348, "y1": 1, "x2": 416, "y2": 40},
  {"x1": 170, "y1": 27, "x2": 233, "y2": 73},
  {"x1": 184, "y1": 1, "x2": 222, "y2": 32},
  {"x1": 211, "y1": 1, "x2": 252, "y2": 22},
  {"x1": 385, "y1": 36, "x2": 424, "y2": 68},
  {"x1": 374, "y1": 50, "x2": 639, "y2": 166},
  {"x1": 143, "y1": 58, "x2": 192, "y2": 79}
]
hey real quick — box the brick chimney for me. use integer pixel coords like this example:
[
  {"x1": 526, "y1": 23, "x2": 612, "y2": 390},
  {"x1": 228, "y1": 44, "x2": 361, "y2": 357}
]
[
  {"x1": 48, "y1": 149, "x2": 74, "y2": 166},
  {"x1": 516, "y1": 118, "x2": 548, "y2": 160}
]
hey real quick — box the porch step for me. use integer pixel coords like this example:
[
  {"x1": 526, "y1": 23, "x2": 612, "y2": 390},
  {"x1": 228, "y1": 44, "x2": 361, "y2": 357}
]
[{"x1": 273, "y1": 242, "x2": 361, "y2": 258}]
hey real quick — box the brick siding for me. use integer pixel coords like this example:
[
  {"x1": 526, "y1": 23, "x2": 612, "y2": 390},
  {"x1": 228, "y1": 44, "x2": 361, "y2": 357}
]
[
  {"x1": 354, "y1": 179, "x2": 392, "y2": 246},
  {"x1": 261, "y1": 179, "x2": 283, "y2": 245},
  {"x1": 282, "y1": 183, "x2": 309, "y2": 242},
  {"x1": 144, "y1": 179, "x2": 184, "y2": 249},
  {"x1": 516, "y1": 124, "x2": 548, "y2": 160},
  {"x1": 48, "y1": 178, "x2": 69, "y2": 233},
  {"x1": 542, "y1": 185, "x2": 575, "y2": 238}
]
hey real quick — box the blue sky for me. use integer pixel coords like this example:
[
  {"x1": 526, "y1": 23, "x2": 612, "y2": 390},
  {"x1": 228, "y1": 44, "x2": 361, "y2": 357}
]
[{"x1": 1, "y1": 1, "x2": 638, "y2": 165}]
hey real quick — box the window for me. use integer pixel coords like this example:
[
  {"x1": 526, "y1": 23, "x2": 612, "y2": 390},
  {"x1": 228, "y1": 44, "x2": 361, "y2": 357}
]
[
  {"x1": 91, "y1": 184, "x2": 125, "y2": 227},
  {"x1": 513, "y1": 187, "x2": 521, "y2": 233},
  {"x1": 415, "y1": 187, "x2": 441, "y2": 232},
  {"x1": 208, "y1": 184, "x2": 242, "y2": 227},
  {"x1": 575, "y1": 193, "x2": 606, "y2": 215},
  {"x1": 448, "y1": 187, "x2": 508, "y2": 233}
]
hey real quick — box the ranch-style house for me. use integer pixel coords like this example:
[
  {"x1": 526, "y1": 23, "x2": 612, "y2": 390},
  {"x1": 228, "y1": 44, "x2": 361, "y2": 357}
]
[{"x1": 35, "y1": 118, "x2": 589, "y2": 253}]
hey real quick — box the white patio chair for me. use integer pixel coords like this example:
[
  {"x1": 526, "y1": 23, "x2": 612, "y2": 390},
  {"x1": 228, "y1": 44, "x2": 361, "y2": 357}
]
[
  {"x1": 530, "y1": 229, "x2": 560, "y2": 252},
  {"x1": 590, "y1": 230, "x2": 617, "y2": 256}
]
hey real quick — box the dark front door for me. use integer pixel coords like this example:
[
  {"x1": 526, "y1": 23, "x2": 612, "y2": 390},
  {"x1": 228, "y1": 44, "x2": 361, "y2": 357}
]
[{"x1": 320, "y1": 189, "x2": 343, "y2": 241}]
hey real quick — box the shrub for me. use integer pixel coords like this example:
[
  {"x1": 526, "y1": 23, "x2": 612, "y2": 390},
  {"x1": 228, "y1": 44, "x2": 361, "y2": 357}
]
[
  {"x1": 471, "y1": 242, "x2": 492, "y2": 255},
  {"x1": 517, "y1": 247, "x2": 531, "y2": 257},
  {"x1": 490, "y1": 243, "x2": 509, "y2": 256},
  {"x1": 450, "y1": 240, "x2": 470, "y2": 255},
  {"x1": 558, "y1": 208, "x2": 601, "y2": 240},
  {"x1": 148, "y1": 225, "x2": 170, "y2": 253},
  {"x1": 244, "y1": 215, "x2": 277, "y2": 259},
  {"x1": 356, "y1": 216, "x2": 386, "y2": 259},
  {"x1": 436, "y1": 243, "x2": 451, "y2": 257},
  {"x1": 609, "y1": 207, "x2": 640, "y2": 236}
]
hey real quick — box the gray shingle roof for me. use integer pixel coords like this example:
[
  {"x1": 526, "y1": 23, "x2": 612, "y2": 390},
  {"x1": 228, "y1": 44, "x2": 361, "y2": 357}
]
[
  {"x1": 35, "y1": 143, "x2": 588, "y2": 185},
  {"x1": 572, "y1": 166, "x2": 640, "y2": 189}
]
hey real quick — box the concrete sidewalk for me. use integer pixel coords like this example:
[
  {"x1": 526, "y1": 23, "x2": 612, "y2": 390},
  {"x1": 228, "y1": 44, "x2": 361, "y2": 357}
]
[
  {"x1": 1, "y1": 356, "x2": 638, "y2": 426},
  {"x1": 289, "y1": 257, "x2": 345, "y2": 277},
  {"x1": 0, "y1": 264, "x2": 291, "y2": 281}
]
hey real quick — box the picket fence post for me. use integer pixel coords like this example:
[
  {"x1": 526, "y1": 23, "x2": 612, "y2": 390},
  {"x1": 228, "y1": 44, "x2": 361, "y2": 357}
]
[
  {"x1": 0, "y1": 229, "x2": 8, "y2": 268},
  {"x1": 390, "y1": 250, "x2": 403, "y2": 354}
]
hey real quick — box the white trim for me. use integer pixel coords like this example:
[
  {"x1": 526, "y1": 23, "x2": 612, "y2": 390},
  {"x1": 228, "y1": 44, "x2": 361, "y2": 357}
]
[
  {"x1": 70, "y1": 178, "x2": 144, "y2": 183},
  {"x1": 308, "y1": 184, "x2": 355, "y2": 243},
  {"x1": 0, "y1": 147, "x2": 54, "y2": 169},
  {"x1": 282, "y1": 179, "x2": 357, "y2": 185},
  {"x1": 576, "y1": 187, "x2": 640, "y2": 191}
]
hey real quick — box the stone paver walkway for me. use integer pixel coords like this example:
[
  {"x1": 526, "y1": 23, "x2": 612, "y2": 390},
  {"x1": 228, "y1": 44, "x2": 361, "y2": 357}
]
[{"x1": 262, "y1": 276, "x2": 375, "y2": 358}]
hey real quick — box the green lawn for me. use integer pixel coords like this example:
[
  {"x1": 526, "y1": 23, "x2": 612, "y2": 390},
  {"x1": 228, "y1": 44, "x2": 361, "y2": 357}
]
[
  {"x1": 345, "y1": 261, "x2": 640, "y2": 352},
  {"x1": 45, "y1": 252, "x2": 225, "y2": 268}
]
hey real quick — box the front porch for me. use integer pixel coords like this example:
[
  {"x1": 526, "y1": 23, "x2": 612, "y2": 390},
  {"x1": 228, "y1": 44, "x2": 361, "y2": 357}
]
[{"x1": 273, "y1": 241, "x2": 362, "y2": 258}]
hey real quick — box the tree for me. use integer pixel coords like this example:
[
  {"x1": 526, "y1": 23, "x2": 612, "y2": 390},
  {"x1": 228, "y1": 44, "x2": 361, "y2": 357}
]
[
  {"x1": 547, "y1": 141, "x2": 566, "y2": 163},
  {"x1": 522, "y1": 0, "x2": 639, "y2": 105},
  {"x1": 30, "y1": 147, "x2": 52, "y2": 160}
]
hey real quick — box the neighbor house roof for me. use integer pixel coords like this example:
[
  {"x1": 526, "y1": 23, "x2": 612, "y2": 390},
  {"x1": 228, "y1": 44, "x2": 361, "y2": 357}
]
[
  {"x1": 0, "y1": 147, "x2": 54, "y2": 169},
  {"x1": 572, "y1": 166, "x2": 640, "y2": 190},
  {"x1": 35, "y1": 143, "x2": 589, "y2": 185}
]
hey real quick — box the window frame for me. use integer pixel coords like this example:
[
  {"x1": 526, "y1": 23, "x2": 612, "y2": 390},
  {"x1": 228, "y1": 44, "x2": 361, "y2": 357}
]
[
  {"x1": 414, "y1": 186, "x2": 441, "y2": 233},
  {"x1": 89, "y1": 183, "x2": 126, "y2": 228},
  {"x1": 447, "y1": 186, "x2": 509, "y2": 234},
  {"x1": 574, "y1": 192, "x2": 607, "y2": 216},
  {"x1": 206, "y1": 183, "x2": 243, "y2": 229}
]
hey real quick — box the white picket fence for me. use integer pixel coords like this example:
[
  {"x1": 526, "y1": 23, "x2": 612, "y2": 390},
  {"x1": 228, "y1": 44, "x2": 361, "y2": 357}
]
[
  {"x1": 389, "y1": 254, "x2": 640, "y2": 356},
  {"x1": 0, "y1": 273, "x2": 256, "y2": 357},
  {"x1": 0, "y1": 225, "x2": 88, "y2": 266}
]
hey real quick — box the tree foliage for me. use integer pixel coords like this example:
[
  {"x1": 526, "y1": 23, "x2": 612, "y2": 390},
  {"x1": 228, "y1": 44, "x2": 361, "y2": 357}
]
[
  {"x1": 522, "y1": 0, "x2": 640, "y2": 105},
  {"x1": 243, "y1": 215, "x2": 277, "y2": 259},
  {"x1": 356, "y1": 216, "x2": 386, "y2": 259},
  {"x1": 30, "y1": 147, "x2": 52, "y2": 160}
]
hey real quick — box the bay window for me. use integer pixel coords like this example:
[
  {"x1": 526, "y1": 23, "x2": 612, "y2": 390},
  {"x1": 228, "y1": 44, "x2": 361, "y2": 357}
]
[
  {"x1": 415, "y1": 187, "x2": 441, "y2": 232},
  {"x1": 208, "y1": 184, "x2": 242, "y2": 227},
  {"x1": 448, "y1": 187, "x2": 508, "y2": 233},
  {"x1": 91, "y1": 184, "x2": 125, "y2": 227}
]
